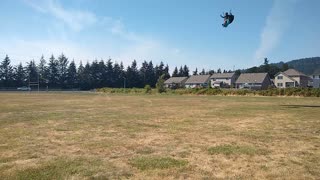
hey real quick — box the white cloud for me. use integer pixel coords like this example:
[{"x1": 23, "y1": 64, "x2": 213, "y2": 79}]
[
  {"x1": 15, "y1": 0, "x2": 188, "y2": 70},
  {"x1": 24, "y1": 0, "x2": 97, "y2": 31},
  {"x1": 254, "y1": 0, "x2": 299, "y2": 62}
]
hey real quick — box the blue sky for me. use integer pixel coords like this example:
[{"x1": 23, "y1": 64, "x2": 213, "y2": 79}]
[{"x1": 0, "y1": 0, "x2": 319, "y2": 72}]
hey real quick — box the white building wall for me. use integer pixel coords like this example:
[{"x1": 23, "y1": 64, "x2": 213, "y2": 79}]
[{"x1": 274, "y1": 73, "x2": 295, "y2": 88}]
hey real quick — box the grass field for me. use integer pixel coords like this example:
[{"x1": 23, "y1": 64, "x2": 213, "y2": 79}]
[{"x1": 0, "y1": 92, "x2": 319, "y2": 179}]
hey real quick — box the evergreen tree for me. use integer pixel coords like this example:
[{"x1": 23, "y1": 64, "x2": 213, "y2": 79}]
[
  {"x1": 178, "y1": 66, "x2": 184, "y2": 77},
  {"x1": 105, "y1": 59, "x2": 114, "y2": 87},
  {"x1": 57, "y1": 54, "x2": 69, "y2": 88},
  {"x1": 81, "y1": 62, "x2": 92, "y2": 90},
  {"x1": 26, "y1": 60, "x2": 38, "y2": 84},
  {"x1": 113, "y1": 62, "x2": 123, "y2": 88},
  {"x1": 67, "y1": 60, "x2": 77, "y2": 88},
  {"x1": 200, "y1": 68, "x2": 206, "y2": 75},
  {"x1": 208, "y1": 69, "x2": 215, "y2": 75},
  {"x1": 38, "y1": 55, "x2": 48, "y2": 87},
  {"x1": 90, "y1": 60, "x2": 101, "y2": 88},
  {"x1": 183, "y1": 65, "x2": 189, "y2": 77},
  {"x1": 77, "y1": 61, "x2": 85, "y2": 89},
  {"x1": 281, "y1": 63, "x2": 289, "y2": 72},
  {"x1": 193, "y1": 68, "x2": 198, "y2": 75},
  {"x1": 13, "y1": 63, "x2": 26, "y2": 87},
  {"x1": 147, "y1": 61, "x2": 156, "y2": 87},
  {"x1": 0, "y1": 55, "x2": 14, "y2": 87},
  {"x1": 139, "y1": 61, "x2": 148, "y2": 86},
  {"x1": 217, "y1": 68, "x2": 222, "y2": 73},
  {"x1": 156, "y1": 61, "x2": 165, "y2": 79},
  {"x1": 163, "y1": 64, "x2": 170, "y2": 80},
  {"x1": 156, "y1": 74, "x2": 166, "y2": 93},
  {"x1": 126, "y1": 60, "x2": 141, "y2": 88},
  {"x1": 48, "y1": 55, "x2": 59, "y2": 88},
  {"x1": 172, "y1": 67, "x2": 179, "y2": 77}
]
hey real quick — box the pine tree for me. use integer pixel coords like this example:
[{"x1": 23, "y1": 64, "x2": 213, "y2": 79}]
[
  {"x1": 147, "y1": 61, "x2": 156, "y2": 87},
  {"x1": 172, "y1": 67, "x2": 179, "y2": 77},
  {"x1": 193, "y1": 68, "x2": 198, "y2": 75},
  {"x1": 26, "y1": 60, "x2": 38, "y2": 85},
  {"x1": 183, "y1": 65, "x2": 189, "y2": 77},
  {"x1": 126, "y1": 60, "x2": 141, "y2": 88},
  {"x1": 217, "y1": 68, "x2": 222, "y2": 73},
  {"x1": 200, "y1": 68, "x2": 206, "y2": 75},
  {"x1": 105, "y1": 59, "x2": 114, "y2": 87},
  {"x1": 57, "y1": 54, "x2": 69, "y2": 88},
  {"x1": 81, "y1": 62, "x2": 92, "y2": 90},
  {"x1": 67, "y1": 60, "x2": 77, "y2": 88},
  {"x1": 90, "y1": 60, "x2": 100, "y2": 88},
  {"x1": 38, "y1": 55, "x2": 48, "y2": 87},
  {"x1": 13, "y1": 63, "x2": 26, "y2": 87},
  {"x1": 178, "y1": 66, "x2": 184, "y2": 77},
  {"x1": 48, "y1": 55, "x2": 59, "y2": 88},
  {"x1": 77, "y1": 61, "x2": 85, "y2": 89},
  {"x1": 156, "y1": 74, "x2": 166, "y2": 93},
  {"x1": 0, "y1": 55, "x2": 14, "y2": 87},
  {"x1": 163, "y1": 64, "x2": 170, "y2": 80},
  {"x1": 113, "y1": 62, "x2": 122, "y2": 88}
]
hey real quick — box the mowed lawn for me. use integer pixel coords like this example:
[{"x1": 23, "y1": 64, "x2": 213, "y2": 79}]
[{"x1": 0, "y1": 92, "x2": 319, "y2": 179}]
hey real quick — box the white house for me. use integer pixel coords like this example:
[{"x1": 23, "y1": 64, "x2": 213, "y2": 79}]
[
  {"x1": 210, "y1": 73, "x2": 237, "y2": 88},
  {"x1": 185, "y1": 75, "x2": 211, "y2": 88},
  {"x1": 274, "y1": 69, "x2": 309, "y2": 88}
]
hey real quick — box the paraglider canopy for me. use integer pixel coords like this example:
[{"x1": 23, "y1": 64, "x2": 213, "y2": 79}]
[{"x1": 221, "y1": 10, "x2": 234, "y2": 27}]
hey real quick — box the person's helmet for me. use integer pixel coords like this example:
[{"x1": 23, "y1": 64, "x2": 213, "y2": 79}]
[{"x1": 225, "y1": 12, "x2": 229, "y2": 16}]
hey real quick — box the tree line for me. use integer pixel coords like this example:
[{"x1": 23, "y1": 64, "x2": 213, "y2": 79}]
[{"x1": 0, "y1": 55, "x2": 289, "y2": 90}]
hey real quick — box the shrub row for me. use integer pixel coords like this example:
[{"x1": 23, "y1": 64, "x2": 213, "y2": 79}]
[{"x1": 96, "y1": 87, "x2": 320, "y2": 97}]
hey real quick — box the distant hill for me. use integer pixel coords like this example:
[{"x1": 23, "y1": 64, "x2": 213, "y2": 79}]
[{"x1": 272, "y1": 57, "x2": 320, "y2": 75}]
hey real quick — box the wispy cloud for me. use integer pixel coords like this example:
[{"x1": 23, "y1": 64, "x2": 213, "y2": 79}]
[
  {"x1": 16, "y1": 0, "x2": 186, "y2": 69},
  {"x1": 24, "y1": 0, "x2": 97, "y2": 31},
  {"x1": 254, "y1": 0, "x2": 299, "y2": 62}
]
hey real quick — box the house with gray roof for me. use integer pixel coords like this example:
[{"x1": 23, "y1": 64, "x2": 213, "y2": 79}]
[
  {"x1": 235, "y1": 73, "x2": 272, "y2": 90},
  {"x1": 185, "y1": 75, "x2": 211, "y2": 88},
  {"x1": 210, "y1": 73, "x2": 237, "y2": 88},
  {"x1": 274, "y1": 69, "x2": 309, "y2": 88},
  {"x1": 309, "y1": 73, "x2": 320, "y2": 88},
  {"x1": 164, "y1": 77, "x2": 188, "y2": 89}
]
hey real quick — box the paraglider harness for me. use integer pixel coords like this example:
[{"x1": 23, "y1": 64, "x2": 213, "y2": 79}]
[{"x1": 221, "y1": 11, "x2": 234, "y2": 27}]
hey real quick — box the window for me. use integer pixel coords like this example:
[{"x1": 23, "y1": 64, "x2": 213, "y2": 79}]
[
  {"x1": 277, "y1": 76, "x2": 283, "y2": 80},
  {"x1": 277, "y1": 83, "x2": 283, "y2": 87}
]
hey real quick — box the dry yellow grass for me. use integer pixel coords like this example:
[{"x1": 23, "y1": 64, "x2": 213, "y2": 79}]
[{"x1": 0, "y1": 92, "x2": 319, "y2": 179}]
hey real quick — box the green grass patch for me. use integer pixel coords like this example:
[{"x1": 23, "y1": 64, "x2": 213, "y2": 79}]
[
  {"x1": 208, "y1": 144, "x2": 268, "y2": 156},
  {"x1": 5, "y1": 157, "x2": 106, "y2": 180},
  {"x1": 130, "y1": 156, "x2": 187, "y2": 170}
]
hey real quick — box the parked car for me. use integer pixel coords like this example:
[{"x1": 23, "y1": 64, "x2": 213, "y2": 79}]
[{"x1": 17, "y1": 86, "x2": 31, "y2": 91}]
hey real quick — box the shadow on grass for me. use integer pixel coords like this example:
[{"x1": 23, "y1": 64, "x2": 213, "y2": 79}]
[{"x1": 280, "y1": 105, "x2": 320, "y2": 108}]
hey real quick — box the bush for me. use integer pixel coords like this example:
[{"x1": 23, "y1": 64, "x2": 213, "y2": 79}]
[{"x1": 144, "y1": 85, "x2": 152, "y2": 94}]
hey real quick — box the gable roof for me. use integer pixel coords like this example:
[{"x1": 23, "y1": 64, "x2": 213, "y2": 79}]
[
  {"x1": 185, "y1": 75, "x2": 211, "y2": 84},
  {"x1": 284, "y1": 69, "x2": 307, "y2": 76},
  {"x1": 236, "y1": 73, "x2": 269, "y2": 84},
  {"x1": 164, "y1": 77, "x2": 188, "y2": 84},
  {"x1": 210, "y1": 73, "x2": 235, "y2": 79},
  {"x1": 276, "y1": 72, "x2": 296, "y2": 82}
]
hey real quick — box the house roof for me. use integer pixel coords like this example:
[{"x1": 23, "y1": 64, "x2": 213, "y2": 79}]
[
  {"x1": 185, "y1": 75, "x2": 211, "y2": 84},
  {"x1": 236, "y1": 73, "x2": 269, "y2": 84},
  {"x1": 164, "y1": 77, "x2": 188, "y2": 84},
  {"x1": 210, "y1": 73, "x2": 235, "y2": 79},
  {"x1": 284, "y1": 69, "x2": 307, "y2": 77}
]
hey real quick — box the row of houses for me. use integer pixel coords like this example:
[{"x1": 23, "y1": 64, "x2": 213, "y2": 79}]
[{"x1": 164, "y1": 69, "x2": 320, "y2": 90}]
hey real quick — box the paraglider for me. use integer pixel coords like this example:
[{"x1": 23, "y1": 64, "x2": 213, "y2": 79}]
[{"x1": 221, "y1": 11, "x2": 234, "y2": 27}]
